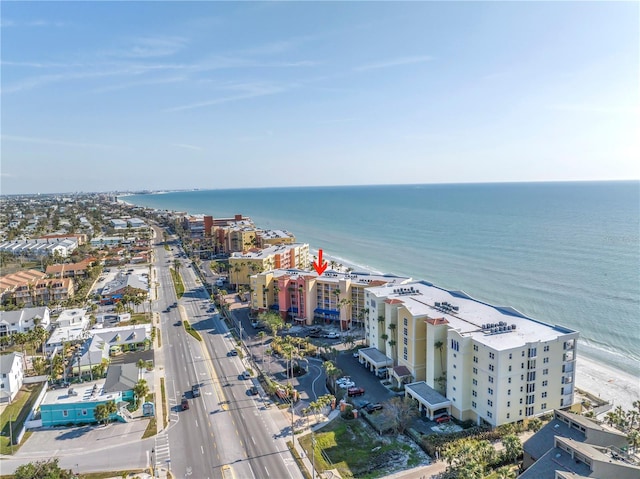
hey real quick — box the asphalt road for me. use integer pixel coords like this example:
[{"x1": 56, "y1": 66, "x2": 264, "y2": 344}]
[{"x1": 155, "y1": 229, "x2": 302, "y2": 479}]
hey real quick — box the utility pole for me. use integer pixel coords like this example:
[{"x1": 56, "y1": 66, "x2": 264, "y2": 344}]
[{"x1": 9, "y1": 414, "x2": 13, "y2": 454}]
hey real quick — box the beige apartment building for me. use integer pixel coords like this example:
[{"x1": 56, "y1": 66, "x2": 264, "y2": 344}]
[
  {"x1": 365, "y1": 281, "x2": 579, "y2": 427},
  {"x1": 229, "y1": 243, "x2": 310, "y2": 288}
]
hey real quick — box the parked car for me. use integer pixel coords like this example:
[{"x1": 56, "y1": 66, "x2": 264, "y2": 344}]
[
  {"x1": 376, "y1": 368, "x2": 388, "y2": 378},
  {"x1": 241, "y1": 371, "x2": 251, "y2": 380},
  {"x1": 338, "y1": 381, "x2": 356, "y2": 389},
  {"x1": 249, "y1": 386, "x2": 259, "y2": 395},
  {"x1": 181, "y1": 398, "x2": 189, "y2": 410},
  {"x1": 324, "y1": 332, "x2": 340, "y2": 339},
  {"x1": 347, "y1": 387, "x2": 365, "y2": 397},
  {"x1": 191, "y1": 384, "x2": 201, "y2": 397},
  {"x1": 435, "y1": 415, "x2": 451, "y2": 424},
  {"x1": 365, "y1": 403, "x2": 383, "y2": 413},
  {"x1": 227, "y1": 349, "x2": 238, "y2": 357}
]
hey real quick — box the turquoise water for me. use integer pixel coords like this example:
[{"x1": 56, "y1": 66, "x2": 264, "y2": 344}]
[{"x1": 125, "y1": 181, "x2": 640, "y2": 376}]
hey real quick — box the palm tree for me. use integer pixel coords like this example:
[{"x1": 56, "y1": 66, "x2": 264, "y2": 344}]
[
  {"x1": 12, "y1": 332, "x2": 29, "y2": 372},
  {"x1": 322, "y1": 361, "x2": 342, "y2": 392},
  {"x1": 133, "y1": 379, "x2": 149, "y2": 408},
  {"x1": 434, "y1": 340, "x2": 444, "y2": 370}
]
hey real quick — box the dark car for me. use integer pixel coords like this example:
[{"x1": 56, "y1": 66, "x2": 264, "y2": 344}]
[
  {"x1": 249, "y1": 386, "x2": 259, "y2": 395},
  {"x1": 181, "y1": 398, "x2": 189, "y2": 410},
  {"x1": 347, "y1": 387, "x2": 365, "y2": 397},
  {"x1": 227, "y1": 349, "x2": 238, "y2": 357},
  {"x1": 365, "y1": 403, "x2": 383, "y2": 413},
  {"x1": 192, "y1": 384, "x2": 201, "y2": 397}
]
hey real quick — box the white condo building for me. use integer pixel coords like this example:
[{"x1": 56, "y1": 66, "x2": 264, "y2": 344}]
[{"x1": 365, "y1": 280, "x2": 579, "y2": 427}]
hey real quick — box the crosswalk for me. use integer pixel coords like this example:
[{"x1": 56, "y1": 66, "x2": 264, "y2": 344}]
[{"x1": 153, "y1": 431, "x2": 171, "y2": 475}]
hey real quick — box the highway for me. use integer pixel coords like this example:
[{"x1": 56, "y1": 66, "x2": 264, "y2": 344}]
[{"x1": 152, "y1": 226, "x2": 302, "y2": 479}]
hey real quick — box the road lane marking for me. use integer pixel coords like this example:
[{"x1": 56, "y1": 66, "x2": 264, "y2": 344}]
[{"x1": 201, "y1": 445, "x2": 204, "y2": 454}]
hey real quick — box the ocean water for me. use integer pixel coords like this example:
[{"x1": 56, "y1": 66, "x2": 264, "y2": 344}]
[{"x1": 125, "y1": 181, "x2": 640, "y2": 376}]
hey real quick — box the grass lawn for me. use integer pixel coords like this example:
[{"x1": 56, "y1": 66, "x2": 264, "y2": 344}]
[
  {"x1": 170, "y1": 268, "x2": 184, "y2": 298},
  {"x1": 0, "y1": 383, "x2": 43, "y2": 455},
  {"x1": 299, "y1": 417, "x2": 430, "y2": 479}
]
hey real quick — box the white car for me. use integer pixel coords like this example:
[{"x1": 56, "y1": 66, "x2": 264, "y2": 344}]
[
  {"x1": 339, "y1": 381, "x2": 356, "y2": 389},
  {"x1": 324, "y1": 332, "x2": 340, "y2": 339}
]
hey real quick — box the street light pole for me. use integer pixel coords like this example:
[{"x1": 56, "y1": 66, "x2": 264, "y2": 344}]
[{"x1": 9, "y1": 414, "x2": 13, "y2": 454}]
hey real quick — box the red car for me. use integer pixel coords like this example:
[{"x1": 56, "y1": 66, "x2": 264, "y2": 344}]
[
  {"x1": 181, "y1": 398, "x2": 189, "y2": 410},
  {"x1": 347, "y1": 387, "x2": 365, "y2": 397},
  {"x1": 435, "y1": 415, "x2": 451, "y2": 424}
]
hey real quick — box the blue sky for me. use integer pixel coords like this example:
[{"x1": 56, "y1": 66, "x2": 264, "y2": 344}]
[{"x1": 1, "y1": 1, "x2": 638, "y2": 194}]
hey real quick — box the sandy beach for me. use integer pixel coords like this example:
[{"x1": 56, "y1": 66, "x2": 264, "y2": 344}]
[
  {"x1": 315, "y1": 249, "x2": 639, "y2": 414},
  {"x1": 575, "y1": 355, "x2": 639, "y2": 412}
]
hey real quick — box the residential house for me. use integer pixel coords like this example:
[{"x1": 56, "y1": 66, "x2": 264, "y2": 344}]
[
  {"x1": 40, "y1": 381, "x2": 124, "y2": 427},
  {"x1": 0, "y1": 352, "x2": 24, "y2": 403},
  {"x1": 103, "y1": 362, "x2": 140, "y2": 405},
  {"x1": 100, "y1": 271, "x2": 148, "y2": 304},
  {"x1": 0, "y1": 306, "x2": 51, "y2": 336}
]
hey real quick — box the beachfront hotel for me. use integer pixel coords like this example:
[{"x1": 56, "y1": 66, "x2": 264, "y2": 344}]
[
  {"x1": 250, "y1": 268, "x2": 412, "y2": 329},
  {"x1": 251, "y1": 268, "x2": 579, "y2": 427},
  {"x1": 364, "y1": 281, "x2": 579, "y2": 427},
  {"x1": 229, "y1": 243, "x2": 310, "y2": 287}
]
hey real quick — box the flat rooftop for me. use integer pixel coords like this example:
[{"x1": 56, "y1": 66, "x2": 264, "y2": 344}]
[
  {"x1": 41, "y1": 380, "x2": 120, "y2": 406},
  {"x1": 367, "y1": 281, "x2": 577, "y2": 349}
]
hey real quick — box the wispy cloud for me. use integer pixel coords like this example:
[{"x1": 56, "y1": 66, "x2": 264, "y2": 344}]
[
  {"x1": 1, "y1": 19, "x2": 68, "y2": 28},
  {"x1": 164, "y1": 82, "x2": 291, "y2": 112},
  {"x1": 354, "y1": 55, "x2": 433, "y2": 72},
  {"x1": 104, "y1": 36, "x2": 189, "y2": 59},
  {"x1": 546, "y1": 104, "x2": 639, "y2": 115},
  {"x1": 91, "y1": 75, "x2": 187, "y2": 93},
  {"x1": 170, "y1": 143, "x2": 203, "y2": 151},
  {"x1": 1, "y1": 135, "x2": 119, "y2": 149}
]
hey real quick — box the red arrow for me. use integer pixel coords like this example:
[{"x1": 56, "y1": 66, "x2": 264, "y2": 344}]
[{"x1": 313, "y1": 249, "x2": 328, "y2": 275}]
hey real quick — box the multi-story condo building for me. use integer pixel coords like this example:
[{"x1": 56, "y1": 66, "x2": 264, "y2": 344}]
[
  {"x1": 257, "y1": 229, "x2": 296, "y2": 247},
  {"x1": 364, "y1": 281, "x2": 579, "y2": 427},
  {"x1": 250, "y1": 268, "x2": 411, "y2": 328},
  {"x1": 229, "y1": 244, "x2": 309, "y2": 288},
  {"x1": 0, "y1": 237, "x2": 78, "y2": 258},
  {"x1": 11, "y1": 277, "x2": 75, "y2": 307}
]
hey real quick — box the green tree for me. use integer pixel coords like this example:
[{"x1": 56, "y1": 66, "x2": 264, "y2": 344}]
[
  {"x1": 14, "y1": 459, "x2": 74, "y2": 479},
  {"x1": 94, "y1": 403, "x2": 109, "y2": 425},
  {"x1": 133, "y1": 379, "x2": 149, "y2": 408},
  {"x1": 501, "y1": 434, "x2": 523, "y2": 462}
]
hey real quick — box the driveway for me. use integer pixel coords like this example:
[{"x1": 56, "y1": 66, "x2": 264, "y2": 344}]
[
  {"x1": 16, "y1": 420, "x2": 150, "y2": 458},
  {"x1": 336, "y1": 351, "x2": 396, "y2": 405}
]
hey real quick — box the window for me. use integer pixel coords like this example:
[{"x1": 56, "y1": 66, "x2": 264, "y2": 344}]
[
  {"x1": 542, "y1": 380, "x2": 548, "y2": 387},
  {"x1": 541, "y1": 403, "x2": 547, "y2": 409},
  {"x1": 544, "y1": 345, "x2": 549, "y2": 352},
  {"x1": 82, "y1": 409, "x2": 87, "y2": 416},
  {"x1": 508, "y1": 389, "x2": 511, "y2": 395},
  {"x1": 508, "y1": 377, "x2": 511, "y2": 383},
  {"x1": 526, "y1": 394, "x2": 535, "y2": 405},
  {"x1": 472, "y1": 390, "x2": 477, "y2": 397},
  {"x1": 403, "y1": 328, "x2": 408, "y2": 336},
  {"x1": 489, "y1": 364, "x2": 494, "y2": 372},
  {"x1": 521, "y1": 375, "x2": 524, "y2": 381},
  {"x1": 403, "y1": 353, "x2": 407, "y2": 360},
  {"x1": 488, "y1": 376, "x2": 494, "y2": 383},
  {"x1": 527, "y1": 372, "x2": 536, "y2": 382},
  {"x1": 488, "y1": 388, "x2": 494, "y2": 395},
  {"x1": 542, "y1": 392, "x2": 547, "y2": 398},
  {"x1": 453, "y1": 386, "x2": 456, "y2": 391},
  {"x1": 543, "y1": 368, "x2": 549, "y2": 375},
  {"x1": 403, "y1": 337, "x2": 408, "y2": 345},
  {"x1": 521, "y1": 363, "x2": 525, "y2": 369},
  {"x1": 489, "y1": 352, "x2": 495, "y2": 359},
  {"x1": 453, "y1": 375, "x2": 457, "y2": 380},
  {"x1": 526, "y1": 406, "x2": 534, "y2": 416},
  {"x1": 473, "y1": 345, "x2": 478, "y2": 352},
  {"x1": 473, "y1": 367, "x2": 478, "y2": 375},
  {"x1": 543, "y1": 357, "x2": 549, "y2": 363},
  {"x1": 487, "y1": 411, "x2": 493, "y2": 418},
  {"x1": 473, "y1": 356, "x2": 478, "y2": 363},
  {"x1": 403, "y1": 318, "x2": 407, "y2": 326},
  {"x1": 487, "y1": 399, "x2": 493, "y2": 407},
  {"x1": 451, "y1": 339, "x2": 460, "y2": 351},
  {"x1": 507, "y1": 413, "x2": 510, "y2": 419},
  {"x1": 528, "y1": 360, "x2": 536, "y2": 369},
  {"x1": 527, "y1": 383, "x2": 535, "y2": 393},
  {"x1": 453, "y1": 364, "x2": 457, "y2": 369},
  {"x1": 472, "y1": 379, "x2": 477, "y2": 386},
  {"x1": 63, "y1": 410, "x2": 68, "y2": 417},
  {"x1": 522, "y1": 351, "x2": 525, "y2": 357},
  {"x1": 508, "y1": 365, "x2": 512, "y2": 372},
  {"x1": 509, "y1": 353, "x2": 512, "y2": 360},
  {"x1": 520, "y1": 409, "x2": 523, "y2": 416},
  {"x1": 507, "y1": 401, "x2": 511, "y2": 407},
  {"x1": 472, "y1": 401, "x2": 477, "y2": 408},
  {"x1": 528, "y1": 347, "x2": 537, "y2": 358}
]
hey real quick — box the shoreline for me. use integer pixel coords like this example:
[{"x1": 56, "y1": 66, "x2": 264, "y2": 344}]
[
  {"x1": 314, "y1": 248, "x2": 640, "y2": 413},
  {"x1": 123, "y1": 199, "x2": 639, "y2": 413}
]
